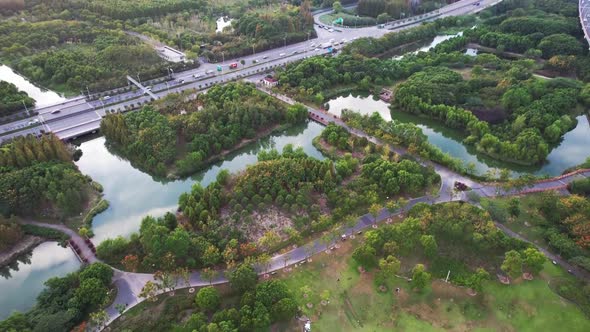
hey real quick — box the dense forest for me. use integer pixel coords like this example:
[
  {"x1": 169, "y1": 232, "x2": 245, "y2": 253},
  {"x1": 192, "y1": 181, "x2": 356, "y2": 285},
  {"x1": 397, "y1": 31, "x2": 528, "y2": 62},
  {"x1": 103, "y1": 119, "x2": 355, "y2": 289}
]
[
  {"x1": 0, "y1": 135, "x2": 96, "y2": 218},
  {"x1": 0, "y1": 263, "x2": 114, "y2": 332},
  {"x1": 101, "y1": 83, "x2": 308, "y2": 177},
  {"x1": 0, "y1": 81, "x2": 34, "y2": 116}
]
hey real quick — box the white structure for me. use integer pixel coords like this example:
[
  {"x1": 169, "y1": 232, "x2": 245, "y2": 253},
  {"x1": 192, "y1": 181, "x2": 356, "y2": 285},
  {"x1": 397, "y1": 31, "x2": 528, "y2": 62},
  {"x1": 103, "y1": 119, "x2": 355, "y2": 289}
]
[
  {"x1": 304, "y1": 320, "x2": 311, "y2": 332},
  {"x1": 262, "y1": 77, "x2": 279, "y2": 87},
  {"x1": 157, "y1": 46, "x2": 186, "y2": 63}
]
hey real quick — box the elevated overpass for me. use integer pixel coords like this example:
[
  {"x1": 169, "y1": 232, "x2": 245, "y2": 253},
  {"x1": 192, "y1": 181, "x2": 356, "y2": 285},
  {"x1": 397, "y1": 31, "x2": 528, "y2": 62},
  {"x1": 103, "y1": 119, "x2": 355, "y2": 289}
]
[{"x1": 127, "y1": 75, "x2": 158, "y2": 100}]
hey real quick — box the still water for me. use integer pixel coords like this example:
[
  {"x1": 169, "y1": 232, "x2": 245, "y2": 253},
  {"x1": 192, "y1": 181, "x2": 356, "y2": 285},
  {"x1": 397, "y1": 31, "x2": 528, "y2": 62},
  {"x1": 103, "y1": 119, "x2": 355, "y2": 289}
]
[
  {"x1": 0, "y1": 121, "x2": 324, "y2": 317},
  {"x1": 76, "y1": 121, "x2": 325, "y2": 243},
  {"x1": 0, "y1": 65, "x2": 66, "y2": 107},
  {"x1": 0, "y1": 242, "x2": 80, "y2": 319},
  {"x1": 327, "y1": 93, "x2": 590, "y2": 176}
]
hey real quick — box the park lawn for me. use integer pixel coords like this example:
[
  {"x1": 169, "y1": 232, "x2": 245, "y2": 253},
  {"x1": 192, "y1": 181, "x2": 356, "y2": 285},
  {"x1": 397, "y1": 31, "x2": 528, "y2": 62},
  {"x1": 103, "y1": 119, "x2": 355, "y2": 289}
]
[
  {"x1": 278, "y1": 238, "x2": 590, "y2": 332},
  {"x1": 483, "y1": 195, "x2": 551, "y2": 247}
]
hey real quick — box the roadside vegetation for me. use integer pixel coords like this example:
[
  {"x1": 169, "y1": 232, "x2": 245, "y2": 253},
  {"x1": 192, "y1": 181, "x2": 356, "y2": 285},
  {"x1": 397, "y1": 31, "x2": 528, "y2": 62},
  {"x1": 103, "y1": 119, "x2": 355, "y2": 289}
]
[
  {"x1": 0, "y1": 0, "x2": 318, "y2": 94},
  {"x1": 0, "y1": 81, "x2": 34, "y2": 117},
  {"x1": 482, "y1": 192, "x2": 590, "y2": 274}
]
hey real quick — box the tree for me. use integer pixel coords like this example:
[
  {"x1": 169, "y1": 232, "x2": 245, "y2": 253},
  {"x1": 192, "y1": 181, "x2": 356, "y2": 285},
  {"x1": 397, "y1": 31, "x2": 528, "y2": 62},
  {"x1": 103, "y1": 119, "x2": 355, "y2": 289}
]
[
  {"x1": 121, "y1": 254, "x2": 139, "y2": 272},
  {"x1": 79, "y1": 262, "x2": 113, "y2": 285},
  {"x1": 369, "y1": 203, "x2": 382, "y2": 223},
  {"x1": 508, "y1": 198, "x2": 520, "y2": 217},
  {"x1": 411, "y1": 264, "x2": 431, "y2": 291},
  {"x1": 420, "y1": 235, "x2": 437, "y2": 258},
  {"x1": 522, "y1": 248, "x2": 545, "y2": 275},
  {"x1": 115, "y1": 303, "x2": 127, "y2": 315},
  {"x1": 333, "y1": 1, "x2": 343, "y2": 13},
  {"x1": 195, "y1": 286, "x2": 221, "y2": 312},
  {"x1": 201, "y1": 267, "x2": 219, "y2": 285},
  {"x1": 75, "y1": 278, "x2": 108, "y2": 307},
  {"x1": 501, "y1": 250, "x2": 523, "y2": 279},
  {"x1": 228, "y1": 263, "x2": 258, "y2": 293},
  {"x1": 272, "y1": 298, "x2": 298, "y2": 321},
  {"x1": 139, "y1": 280, "x2": 159, "y2": 302},
  {"x1": 352, "y1": 244, "x2": 378, "y2": 269},
  {"x1": 89, "y1": 310, "x2": 109, "y2": 329},
  {"x1": 257, "y1": 253, "x2": 272, "y2": 273},
  {"x1": 465, "y1": 267, "x2": 490, "y2": 293},
  {"x1": 378, "y1": 255, "x2": 401, "y2": 284}
]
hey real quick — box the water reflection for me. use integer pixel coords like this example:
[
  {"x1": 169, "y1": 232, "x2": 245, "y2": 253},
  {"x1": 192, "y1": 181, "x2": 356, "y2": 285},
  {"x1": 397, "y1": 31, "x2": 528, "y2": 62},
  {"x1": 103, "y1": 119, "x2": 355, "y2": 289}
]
[
  {"x1": 0, "y1": 65, "x2": 66, "y2": 107},
  {"x1": 327, "y1": 94, "x2": 590, "y2": 177},
  {"x1": 75, "y1": 121, "x2": 324, "y2": 243},
  {"x1": 0, "y1": 242, "x2": 80, "y2": 319}
]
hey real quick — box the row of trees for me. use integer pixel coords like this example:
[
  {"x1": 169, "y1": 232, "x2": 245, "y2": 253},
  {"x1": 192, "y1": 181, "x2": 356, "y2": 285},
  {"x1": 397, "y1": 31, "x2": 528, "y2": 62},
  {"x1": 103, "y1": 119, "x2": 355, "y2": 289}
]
[{"x1": 0, "y1": 263, "x2": 113, "y2": 332}]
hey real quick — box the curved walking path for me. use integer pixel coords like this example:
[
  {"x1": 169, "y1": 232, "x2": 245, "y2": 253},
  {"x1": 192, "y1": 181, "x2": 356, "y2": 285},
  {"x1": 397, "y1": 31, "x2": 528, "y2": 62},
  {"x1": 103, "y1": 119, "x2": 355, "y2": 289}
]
[
  {"x1": 103, "y1": 89, "x2": 590, "y2": 327},
  {"x1": 18, "y1": 89, "x2": 588, "y2": 329}
]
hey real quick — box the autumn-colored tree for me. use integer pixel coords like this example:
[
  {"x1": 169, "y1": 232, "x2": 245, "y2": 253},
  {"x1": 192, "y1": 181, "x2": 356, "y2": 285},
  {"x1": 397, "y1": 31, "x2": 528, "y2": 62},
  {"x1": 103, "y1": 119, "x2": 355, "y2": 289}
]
[{"x1": 121, "y1": 254, "x2": 139, "y2": 272}]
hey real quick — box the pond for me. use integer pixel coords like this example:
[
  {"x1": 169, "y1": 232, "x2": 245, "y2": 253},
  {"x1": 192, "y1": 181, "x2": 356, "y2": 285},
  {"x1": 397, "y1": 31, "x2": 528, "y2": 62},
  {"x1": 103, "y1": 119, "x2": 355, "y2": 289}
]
[
  {"x1": 0, "y1": 65, "x2": 66, "y2": 107},
  {"x1": 0, "y1": 242, "x2": 80, "y2": 320},
  {"x1": 392, "y1": 32, "x2": 463, "y2": 60},
  {"x1": 326, "y1": 93, "x2": 590, "y2": 177}
]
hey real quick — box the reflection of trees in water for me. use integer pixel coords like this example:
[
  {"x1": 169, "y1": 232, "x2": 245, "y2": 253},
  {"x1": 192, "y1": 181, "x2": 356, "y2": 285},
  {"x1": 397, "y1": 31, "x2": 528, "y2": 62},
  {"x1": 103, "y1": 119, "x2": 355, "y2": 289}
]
[{"x1": 0, "y1": 250, "x2": 33, "y2": 279}]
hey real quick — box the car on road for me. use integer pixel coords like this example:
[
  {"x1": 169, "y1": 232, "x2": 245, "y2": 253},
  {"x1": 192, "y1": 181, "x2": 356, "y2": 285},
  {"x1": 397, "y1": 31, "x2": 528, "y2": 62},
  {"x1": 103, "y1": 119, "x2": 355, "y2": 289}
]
[
  {"x1": 262, "y1": 55, "x2": 268, "y2": 59},
  {"x1": 328, "y1": 28, "x2": 334, "y2": 33},
  {"x1": 28, "y1": 119, "x2": 40, "y2": 125},
  {"x1": 206, "y1": 70, "x2": 214, "y2": 75},
  {"x1": 103, "y1": 95, "x2": 111, "y2": 100},
  {"x1": 50, "y1": 109, "x2": 61, "y2": 114},
  {"x1": 179, "y1": 79, "x2": 185, "y2": 83},
  {"x1": 318, "y1": 24, "x2": 324, "y2": 28},
  {"x1": 229, "y1": 63, "x2": 238, "y2": 69},
  {"x1": 279, "y1": 53, "x2": 286, "y2": 57},
  {"x1": 193, "y1": 73, "x2": 202, "y2": 78},
  {"x1": 253, "y1": 59, "x2": 259, "y2": 63}
]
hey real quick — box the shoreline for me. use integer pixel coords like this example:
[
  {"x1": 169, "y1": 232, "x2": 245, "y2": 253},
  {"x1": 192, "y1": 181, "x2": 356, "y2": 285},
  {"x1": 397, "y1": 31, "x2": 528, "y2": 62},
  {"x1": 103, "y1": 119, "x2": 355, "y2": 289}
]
[{"x1": 0, "y1": 235, "x2": 44, "y2": 268}]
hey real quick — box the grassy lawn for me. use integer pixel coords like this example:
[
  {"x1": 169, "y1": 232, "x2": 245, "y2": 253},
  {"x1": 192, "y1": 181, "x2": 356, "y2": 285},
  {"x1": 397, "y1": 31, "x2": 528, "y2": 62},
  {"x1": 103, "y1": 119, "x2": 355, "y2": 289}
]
[
  {"x1": 277, "y1": 237, "x2": 590, "y2": 331},
  {"x1": 482, "y1": 195, "x2": 550, "y2": 247}
]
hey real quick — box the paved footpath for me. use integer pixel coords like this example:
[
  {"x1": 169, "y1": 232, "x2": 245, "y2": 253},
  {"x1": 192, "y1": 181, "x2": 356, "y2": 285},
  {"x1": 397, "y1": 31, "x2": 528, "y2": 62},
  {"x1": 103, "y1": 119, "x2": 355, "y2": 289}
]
[
  {"x1": 97, "y1": 90, "x2": 590, "y2": 328},
  {"x1": 19, "y1": 90, "x2": 590, "y2": 329}
]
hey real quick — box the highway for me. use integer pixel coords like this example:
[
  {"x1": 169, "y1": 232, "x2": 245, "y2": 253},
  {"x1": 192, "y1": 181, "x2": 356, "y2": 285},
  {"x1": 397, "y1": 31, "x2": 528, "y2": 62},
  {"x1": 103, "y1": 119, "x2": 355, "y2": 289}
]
[{"x1": 0, "y1": 0, "x2": 498, "y2": 144}]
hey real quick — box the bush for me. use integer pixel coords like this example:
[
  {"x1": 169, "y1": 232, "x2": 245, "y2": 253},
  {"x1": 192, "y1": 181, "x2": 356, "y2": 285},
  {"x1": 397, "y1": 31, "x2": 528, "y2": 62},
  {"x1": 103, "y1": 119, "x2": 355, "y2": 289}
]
[{"x1": 195, "y1": 286, "x2": 220, "y2": 312}]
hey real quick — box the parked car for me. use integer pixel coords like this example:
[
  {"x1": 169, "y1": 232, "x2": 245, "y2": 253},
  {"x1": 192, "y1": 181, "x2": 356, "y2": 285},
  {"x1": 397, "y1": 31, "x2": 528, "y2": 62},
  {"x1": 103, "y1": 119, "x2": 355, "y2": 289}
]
[{"x1": 51, "y1": 109, "x2": 61, "y2": 114}]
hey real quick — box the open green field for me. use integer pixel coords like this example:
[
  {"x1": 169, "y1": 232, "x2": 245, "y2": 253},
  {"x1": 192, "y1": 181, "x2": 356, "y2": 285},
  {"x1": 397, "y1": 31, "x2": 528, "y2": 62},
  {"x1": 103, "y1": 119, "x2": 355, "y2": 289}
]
[
  {"x1": 279, "y1": 236, "x2": 590, "y2": 332},
  {"x1": 111, "y1": 217, "x2": 590, "y2": 331}
]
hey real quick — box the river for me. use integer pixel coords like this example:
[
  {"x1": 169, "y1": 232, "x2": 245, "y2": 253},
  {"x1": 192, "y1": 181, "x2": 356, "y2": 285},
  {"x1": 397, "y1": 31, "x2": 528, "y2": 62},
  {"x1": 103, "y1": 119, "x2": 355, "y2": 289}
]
[
  {"x1": 326, "y1": 93, "x2": 590, "y2": 176},
  {"x1": 0, "y1": 65, "x2": 66, "y2": 107},
  {"x1": 1, "y1": 31, "x2": 588, "y2": 319}
]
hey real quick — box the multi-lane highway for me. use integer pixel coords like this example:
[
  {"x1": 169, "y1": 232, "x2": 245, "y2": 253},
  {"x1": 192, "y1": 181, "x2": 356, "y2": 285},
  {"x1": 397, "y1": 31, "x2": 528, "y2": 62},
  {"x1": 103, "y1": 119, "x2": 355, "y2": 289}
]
[{"x1": 0, "y1": 0, "x2": 499, "y2": 143}]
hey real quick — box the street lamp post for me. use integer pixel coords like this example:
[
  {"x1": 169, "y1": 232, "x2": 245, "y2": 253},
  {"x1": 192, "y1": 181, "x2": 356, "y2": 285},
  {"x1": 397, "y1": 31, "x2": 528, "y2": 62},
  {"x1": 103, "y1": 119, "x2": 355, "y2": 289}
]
[
  {"x1": 165, "y1": 82, "x2": 170, "y2": 92},
  {"x1": 136, "y1": 72, "x2": 141, "y2": 83},
  {"x1": 284, "y1": 35, "x2": 287, "y2": 49},
  {"x1": 21, "y1": 100, "x2": 29, "y2": 116},
  {"x1": 86, "y1": 86, "x2": 91, "y2": 99}
]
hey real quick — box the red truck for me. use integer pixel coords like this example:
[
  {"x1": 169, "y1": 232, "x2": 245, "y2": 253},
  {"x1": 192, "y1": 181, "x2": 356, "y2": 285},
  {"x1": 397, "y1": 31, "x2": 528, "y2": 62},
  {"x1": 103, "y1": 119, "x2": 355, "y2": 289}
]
[{"x1": 229, "y1": 63, "x2": 238, "y2": 69}]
